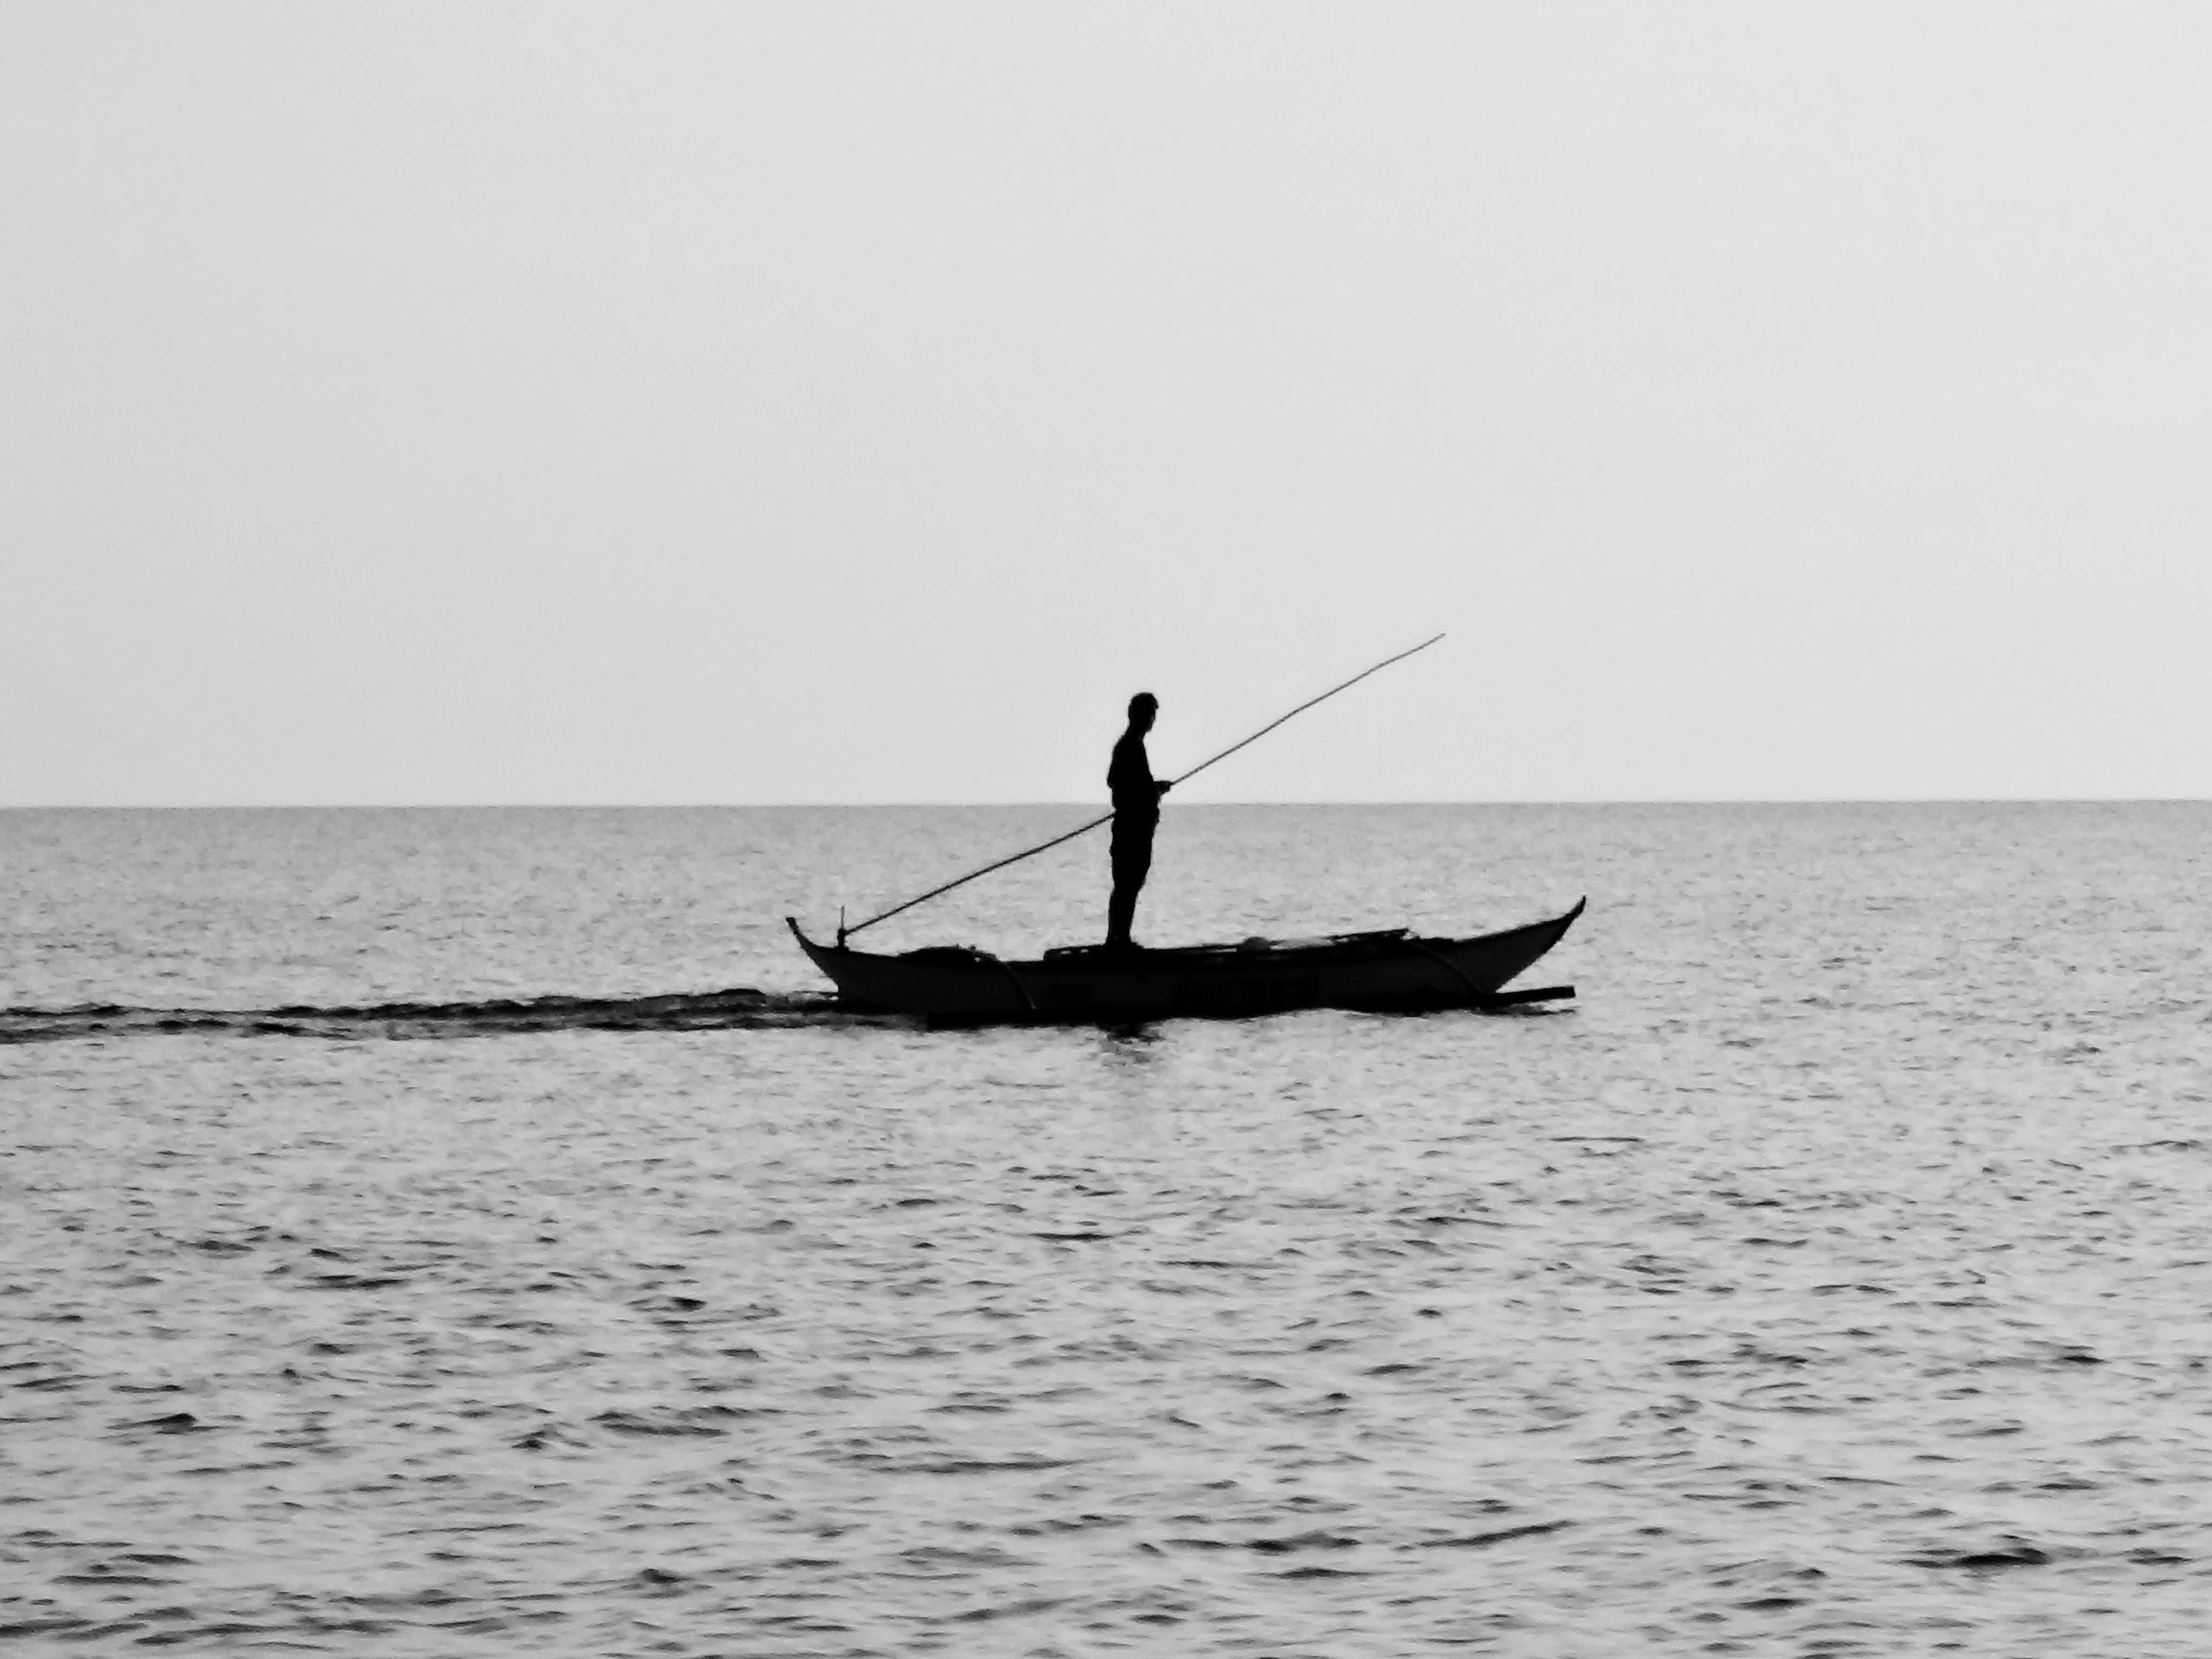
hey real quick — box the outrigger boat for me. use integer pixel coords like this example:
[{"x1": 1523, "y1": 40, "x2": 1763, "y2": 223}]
[
  {"x1": 793, "y1": 637, "x2": 1587, "y2": 1022},
  {"x1": 787, "y1": 899, "x2": 1583, "y2": 1022}
]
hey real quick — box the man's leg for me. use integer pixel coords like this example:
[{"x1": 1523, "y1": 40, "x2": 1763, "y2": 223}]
[
  {"x1": 1106, "y1": 822, "x2": 1153, "y2": 949},
  {"x1": 1106, "y1": 883, "x2": 1137, "y2": 950}
]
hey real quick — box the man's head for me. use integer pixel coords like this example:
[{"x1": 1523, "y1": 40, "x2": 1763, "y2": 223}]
[{"x1": 1127, "y1": 691, "x2": 1158, "y2": 731}]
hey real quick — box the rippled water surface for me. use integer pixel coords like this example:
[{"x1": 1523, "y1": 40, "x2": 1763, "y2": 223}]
[{"x1": 5, "y1": 804, "x2": 2211, "y2": 1655}]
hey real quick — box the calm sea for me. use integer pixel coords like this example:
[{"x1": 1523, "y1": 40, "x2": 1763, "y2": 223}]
[{"x1": 4, "y1": 804, "x2": 2209, "y2": 1656}]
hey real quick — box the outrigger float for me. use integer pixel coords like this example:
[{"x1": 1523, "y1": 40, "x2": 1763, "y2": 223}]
[{"x1": 787, "y1": 899, "x2": 1582, "y2": 1022}]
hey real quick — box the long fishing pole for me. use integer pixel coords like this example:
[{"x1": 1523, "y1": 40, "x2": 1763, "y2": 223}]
[
  {"x1": 1163, "y1": 631, "x2": 1444, "y2": 791},
  {"x1": 837, "y1": 632, "x2": 1446, "y2": 944}
]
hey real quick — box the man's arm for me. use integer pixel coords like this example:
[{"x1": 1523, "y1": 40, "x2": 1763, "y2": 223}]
[{"x1": 1108, "y1": 734, "x2": 1137, "y2": 799}]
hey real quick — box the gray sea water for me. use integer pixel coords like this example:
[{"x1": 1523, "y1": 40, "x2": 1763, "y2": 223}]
[{"x1": 4, "y1": 802, "x2": 2210, "y2": 1656}]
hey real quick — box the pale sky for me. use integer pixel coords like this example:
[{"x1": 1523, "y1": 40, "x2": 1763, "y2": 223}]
[{"x1": 4, "y1": 3, "x2": 2206, "y2": 806}]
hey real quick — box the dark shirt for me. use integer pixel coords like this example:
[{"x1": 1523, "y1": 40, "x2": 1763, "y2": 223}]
[{"x1": 1108, "y1": 729, "x2": 1159, "y2": 823}]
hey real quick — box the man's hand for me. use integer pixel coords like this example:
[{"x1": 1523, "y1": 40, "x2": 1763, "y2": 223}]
[{"x1": 1157, "y1": 781, "x2": 1172, "y2": 798}]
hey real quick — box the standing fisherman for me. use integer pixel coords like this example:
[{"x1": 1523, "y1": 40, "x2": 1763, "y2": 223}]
[
  {"x1": 815, "y1": 637, "x2": 1438, "y2": 953},
  {"x1": 1105, "y1": 693, "x2": 1171, "y2": 951}
]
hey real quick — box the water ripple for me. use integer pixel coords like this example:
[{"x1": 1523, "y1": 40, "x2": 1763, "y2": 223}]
[{"x1": 5, "y1": 803, "x2": 2211, "y2": 1653}]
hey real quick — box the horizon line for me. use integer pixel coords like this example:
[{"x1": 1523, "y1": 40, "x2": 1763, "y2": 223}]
[{"x1": 3, "y1": 796, "x2": 2207, "y2": 812}]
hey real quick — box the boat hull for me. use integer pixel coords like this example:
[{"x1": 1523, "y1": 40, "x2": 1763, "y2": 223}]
[{"x1": 787, "y1": 900, "x2": 1584, "y2": 1022}]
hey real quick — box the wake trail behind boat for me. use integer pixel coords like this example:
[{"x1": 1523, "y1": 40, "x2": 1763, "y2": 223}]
[{"x1": 0, "y1": 987, "x2": 869, "y2": 1046}]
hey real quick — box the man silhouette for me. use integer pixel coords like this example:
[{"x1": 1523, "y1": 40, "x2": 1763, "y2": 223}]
[{"x1": 1106, "y1": 692, "x2": 1170, "y2": 951}]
